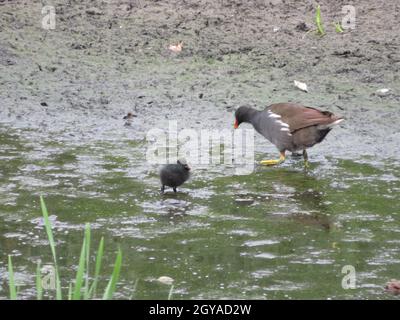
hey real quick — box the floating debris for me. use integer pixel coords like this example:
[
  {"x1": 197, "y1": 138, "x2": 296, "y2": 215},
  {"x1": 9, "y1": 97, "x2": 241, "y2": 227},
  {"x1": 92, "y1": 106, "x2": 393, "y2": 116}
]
[
  {"x1": 376, "y1": 88, "x2": 390, "y2": 96},
  {"x1": 296, "y1": 22, "x2": 310, "y2": 32},
  {"x1": 168, "y1": 42, "x2": 183, "y2": 53},
  {"x1": 86, "y1": 7, "x2": 104, "y2": 16},
  {"x1": 157, "y1": 276, "x2": 174, "y2": 285},
  {"x1": 234, "y1": 198, "x2": 254, "y2": 205},
  {"x1": 294, "y1": 80, "x2": 308, "y2": 92}
]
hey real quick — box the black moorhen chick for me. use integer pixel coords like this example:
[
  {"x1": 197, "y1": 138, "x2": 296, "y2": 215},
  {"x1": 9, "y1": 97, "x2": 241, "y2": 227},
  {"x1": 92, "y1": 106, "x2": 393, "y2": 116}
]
[
  {"x1": 234, "y1": 103, "x2": 344, "y2": 167},
  {"x1": 123, "y1": 112, "x2": 137, "y2": 126},
  {"x1": 160, "y1": 159, "x2": 191, "y2": 193}
]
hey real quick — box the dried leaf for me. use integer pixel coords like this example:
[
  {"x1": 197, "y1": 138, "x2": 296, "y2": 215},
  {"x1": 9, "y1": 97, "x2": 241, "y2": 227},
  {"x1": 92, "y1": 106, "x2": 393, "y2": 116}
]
[
  {"x1": 168, "y1": 42, "x2": 183, "y2": 53},
  {"x1": 294, "y1": 80, "x2": 308, "y2": 92},
  {"x1": 376, "y1": 88, "x2": 390, "y2": 96}
]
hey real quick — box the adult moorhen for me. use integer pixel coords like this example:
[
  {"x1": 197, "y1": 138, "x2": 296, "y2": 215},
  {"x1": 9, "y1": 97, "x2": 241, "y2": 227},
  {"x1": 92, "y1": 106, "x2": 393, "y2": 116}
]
[
  {"x1": 234, "y1": 103, "x2": 344, "y2": 166},
  {"x1": 160, "y1": 159, "x2": 191, "y2": 193}
]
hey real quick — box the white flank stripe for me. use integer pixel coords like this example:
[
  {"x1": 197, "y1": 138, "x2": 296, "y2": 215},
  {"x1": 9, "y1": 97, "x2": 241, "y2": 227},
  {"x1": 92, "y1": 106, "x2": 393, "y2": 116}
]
[
  {"x1": 276, "y1": 120, "x2": 289, "y2": 128},
  {"x1": 268, "y1": 111, "x2": 281, "y2": 119}
]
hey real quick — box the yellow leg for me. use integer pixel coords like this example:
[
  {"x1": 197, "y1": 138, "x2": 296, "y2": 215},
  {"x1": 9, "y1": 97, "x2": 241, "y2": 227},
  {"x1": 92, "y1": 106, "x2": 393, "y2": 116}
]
[
  {"x1": 303, "y1": 150, "x2": 310, "y2": 168},
  {"x1": 260, "y1": 151, "x2": 286, "y2": 166}
]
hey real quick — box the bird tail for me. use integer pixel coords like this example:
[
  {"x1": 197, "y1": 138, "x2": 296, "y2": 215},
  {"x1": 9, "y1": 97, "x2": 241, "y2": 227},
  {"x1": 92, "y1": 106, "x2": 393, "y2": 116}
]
[{"x1": 317, "y1": 117, "x2": 344, "y2": 130}]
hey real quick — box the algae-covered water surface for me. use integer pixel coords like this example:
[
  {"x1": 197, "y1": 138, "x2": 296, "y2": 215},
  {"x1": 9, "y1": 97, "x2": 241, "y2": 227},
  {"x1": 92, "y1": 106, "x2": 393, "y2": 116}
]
[
  {"x1": 1, "y1": 122, "x2": 399, "y2": 299},
  {"x1": 0, "y1": 1, "x2": 399, "y2": 300}
]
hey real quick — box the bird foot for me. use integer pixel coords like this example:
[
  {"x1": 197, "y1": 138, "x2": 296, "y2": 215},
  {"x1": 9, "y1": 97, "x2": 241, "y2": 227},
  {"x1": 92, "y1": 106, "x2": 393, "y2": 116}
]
[
  {"x1": 260, "y1": 159, "x2": 281, "y2": 166},
  {"x1": 260, "y1": 153, "x2": 286, "y2": 166}
]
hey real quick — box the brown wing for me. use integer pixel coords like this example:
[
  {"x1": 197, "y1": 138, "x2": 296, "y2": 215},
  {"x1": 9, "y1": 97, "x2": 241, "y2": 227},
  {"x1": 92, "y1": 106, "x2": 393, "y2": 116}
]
[{"x1": 268, "y1": 103, "x2": 340, "y2": 133}]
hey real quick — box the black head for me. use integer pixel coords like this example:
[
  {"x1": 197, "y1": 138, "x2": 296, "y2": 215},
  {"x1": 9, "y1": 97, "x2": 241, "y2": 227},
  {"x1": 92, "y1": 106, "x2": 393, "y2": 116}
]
[
  {"x1": 234, "y1": 106, "x2": 256, "y2": 128},
  {"x1": 177, "y1": 158, "x2": 190, "y2": 171}
]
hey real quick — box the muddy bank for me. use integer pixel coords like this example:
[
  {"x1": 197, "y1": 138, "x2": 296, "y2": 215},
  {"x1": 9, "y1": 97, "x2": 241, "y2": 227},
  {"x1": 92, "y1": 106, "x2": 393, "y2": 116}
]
[{"x1": 0, "y1": 0, "x2": 399, "y2": 160}]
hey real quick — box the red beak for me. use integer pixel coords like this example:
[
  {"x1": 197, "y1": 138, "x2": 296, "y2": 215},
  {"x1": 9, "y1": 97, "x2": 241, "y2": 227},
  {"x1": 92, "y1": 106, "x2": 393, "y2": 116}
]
[{"x1": 234, "y1": 119, "x2": 239, "y2": 129}]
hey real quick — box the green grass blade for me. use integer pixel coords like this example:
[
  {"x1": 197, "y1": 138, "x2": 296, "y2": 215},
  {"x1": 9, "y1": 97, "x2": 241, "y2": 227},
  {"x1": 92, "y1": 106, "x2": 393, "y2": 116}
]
[
  {"x1": 55, "y1": 273, "x2": 62, "y2": 300},
  {"x1": 129, "y1": 279, "x2": 139, "y2": 300},
  {"x1": 89, "y1": 236, "x2": 104, "y2": 299},
  {"x1": 36, "y1": 260, "x2": 42, "y2": 300},
  {"x1": 315, "y1": 5, "x2": 325, "y2": 35},
  {"x1": 83, "y1": 224, "x2": 91, "y2": 300},
  {"x1": 102, "y1": 249, "x2": 122, "y2": 300},
  {"x1": 335, "y1": 22, "x2": 344, "y2": 33},
  {"x1": 72, "y1": 237, "x2": 86, "y2": 300},
  {"x1": 68, "y1": 283, "x2": 73, "y2": 300},
  {"x1": 40, "y1": 196, "x2": 62, "y2": 300},
  {"x1": 8, "y1": 255, "x2": 17, "y2": 300},
  {"x1": 40, "y1": 196, "x2": 57, "y2": 264},
  {"x1": 168, "y1": 284, "x2": 174, "y2": 300}
]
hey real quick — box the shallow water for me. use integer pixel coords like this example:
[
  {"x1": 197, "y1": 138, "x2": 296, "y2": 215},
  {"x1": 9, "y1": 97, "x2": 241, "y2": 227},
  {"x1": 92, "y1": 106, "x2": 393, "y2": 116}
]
[{"x1": 0, "y1": 119, "x2": 399, "y2": 300}]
